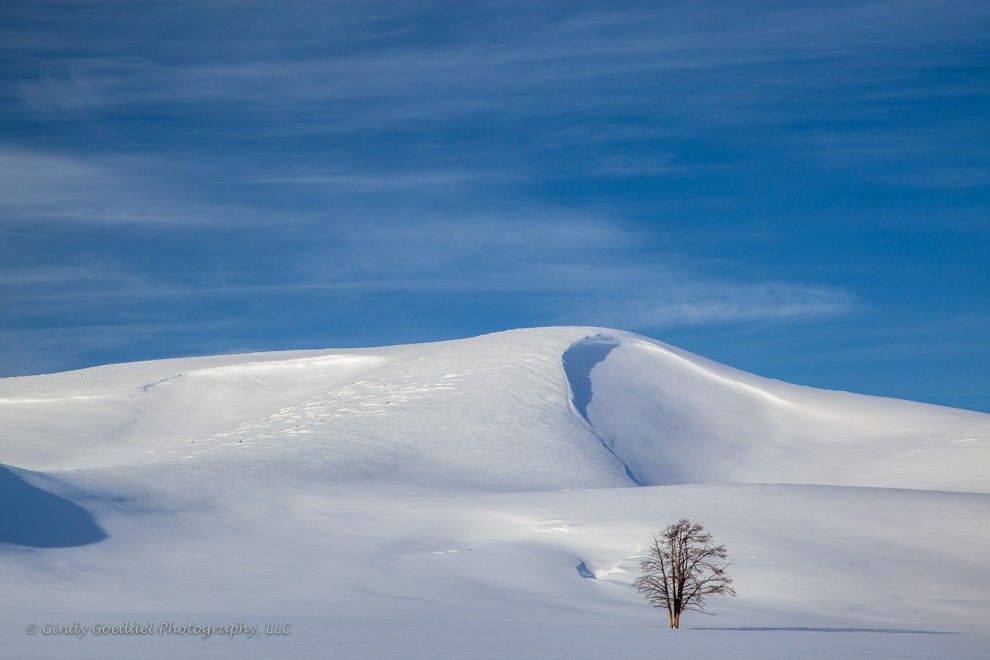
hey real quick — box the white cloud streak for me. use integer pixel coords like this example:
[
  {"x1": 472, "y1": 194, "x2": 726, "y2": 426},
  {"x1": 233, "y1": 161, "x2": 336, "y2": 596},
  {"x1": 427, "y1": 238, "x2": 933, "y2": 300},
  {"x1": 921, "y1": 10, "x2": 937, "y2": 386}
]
[
  {"x1": 10, "y1": 1, "x2": 987, "y2": 126},
  {"x1": 1, "y1": 200, "x2": 854, "y2": 329},
  {"x1": 0, "y1": 147, "x2": 190, "y2": 225}
]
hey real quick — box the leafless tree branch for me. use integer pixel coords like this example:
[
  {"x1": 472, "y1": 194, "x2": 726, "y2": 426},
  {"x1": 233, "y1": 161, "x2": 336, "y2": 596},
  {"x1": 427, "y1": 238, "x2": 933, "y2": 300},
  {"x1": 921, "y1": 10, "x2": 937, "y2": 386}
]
[{"x1": 632, "y1": 518, "x2": 736, "y2": 628}]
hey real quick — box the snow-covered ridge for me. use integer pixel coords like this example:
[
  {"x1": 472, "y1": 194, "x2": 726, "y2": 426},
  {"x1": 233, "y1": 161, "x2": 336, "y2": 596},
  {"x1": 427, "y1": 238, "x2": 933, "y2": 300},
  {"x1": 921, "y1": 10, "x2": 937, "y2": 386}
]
[{"x1": 2, "y1": 326, "x2": 985, "y2": 492}]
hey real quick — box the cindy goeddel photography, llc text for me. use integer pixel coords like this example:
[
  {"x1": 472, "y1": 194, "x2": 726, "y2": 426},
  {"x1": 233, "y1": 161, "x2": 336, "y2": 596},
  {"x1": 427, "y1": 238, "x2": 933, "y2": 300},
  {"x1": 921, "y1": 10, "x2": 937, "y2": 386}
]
[{"x1": 24, "y1": 620, "x2": 293, "y2": 640}]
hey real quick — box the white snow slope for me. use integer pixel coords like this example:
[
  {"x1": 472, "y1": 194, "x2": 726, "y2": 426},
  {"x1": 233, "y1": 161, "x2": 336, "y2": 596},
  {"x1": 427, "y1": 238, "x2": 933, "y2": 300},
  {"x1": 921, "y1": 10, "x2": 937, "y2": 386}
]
[{"x1": 1, "y1": 327, "x2": 988, "y2": 659}]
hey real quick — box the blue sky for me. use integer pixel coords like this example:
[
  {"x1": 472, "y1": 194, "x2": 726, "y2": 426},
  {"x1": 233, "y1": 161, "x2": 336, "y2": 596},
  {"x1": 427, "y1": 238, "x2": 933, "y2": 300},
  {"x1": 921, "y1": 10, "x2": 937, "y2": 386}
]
[{"x1": 1, "y1": 1, "x2": 988, "y2": 411}]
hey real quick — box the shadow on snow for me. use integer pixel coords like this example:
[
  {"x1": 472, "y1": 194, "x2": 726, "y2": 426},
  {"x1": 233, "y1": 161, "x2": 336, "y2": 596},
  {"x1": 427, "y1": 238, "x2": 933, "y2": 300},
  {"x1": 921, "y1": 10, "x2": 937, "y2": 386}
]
[
  {"x1": 0, "y1": 464, "x2": 107, "y2": 548},
  {"x1": 691, "y1": 627, "x2": 957, "y2": 635},
  {"x1": 562, "y1": 334, "x2": 644, "y2": 486}
]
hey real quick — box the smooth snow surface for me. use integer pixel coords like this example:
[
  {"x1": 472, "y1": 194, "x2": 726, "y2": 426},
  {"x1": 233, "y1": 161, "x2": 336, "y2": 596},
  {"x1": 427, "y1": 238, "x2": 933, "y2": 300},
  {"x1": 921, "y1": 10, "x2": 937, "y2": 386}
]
[{"x1": 2, "y1": 327, "x2": 988, "y2": 659}]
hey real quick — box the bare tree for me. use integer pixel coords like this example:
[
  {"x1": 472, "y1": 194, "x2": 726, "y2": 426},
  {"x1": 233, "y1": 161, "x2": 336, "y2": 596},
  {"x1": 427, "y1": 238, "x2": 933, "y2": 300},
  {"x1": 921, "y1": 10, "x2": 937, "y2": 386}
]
[{"x1": 632, "y1": 518, "x2": 736, "y2": 628}]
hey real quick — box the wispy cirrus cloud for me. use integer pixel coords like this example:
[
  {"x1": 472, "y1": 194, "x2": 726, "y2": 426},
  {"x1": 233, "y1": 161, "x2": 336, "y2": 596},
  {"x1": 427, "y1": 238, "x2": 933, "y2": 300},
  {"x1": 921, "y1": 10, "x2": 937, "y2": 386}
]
[
  {"x1": 6, "y1": 1, "x2": 987, "y2": 189},
  {"x1": 0, "y1": 145, "x2": 302, "y2": 227},
  {"x1": 562, "y1": 281, "x2": 854, "y2": 328},
  {"x1": 1, "y1": 198, "x2": 854, "y2": 335},
  {"x1": 0, "y1": 147, "x2": 200, "y2": 225},
  {"x1": 18, "y1": 68, "x2": 106, "y2": 119},
  {"x1": 9, "y1": 2, "x2": 986, "y2": 120}
]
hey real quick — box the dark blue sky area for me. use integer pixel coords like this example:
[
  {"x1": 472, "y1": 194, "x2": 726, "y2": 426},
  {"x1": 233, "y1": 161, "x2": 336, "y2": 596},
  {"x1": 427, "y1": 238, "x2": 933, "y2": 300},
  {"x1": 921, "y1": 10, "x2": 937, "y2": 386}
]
[{"x1": 1, "y1": 1, "x2": 988, "y2": 411}]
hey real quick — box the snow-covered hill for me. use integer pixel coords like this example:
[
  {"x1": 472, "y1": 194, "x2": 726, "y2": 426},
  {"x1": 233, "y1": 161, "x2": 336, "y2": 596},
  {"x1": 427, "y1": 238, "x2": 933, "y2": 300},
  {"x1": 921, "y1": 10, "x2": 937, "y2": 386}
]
[{"x1": 2, "y1": 327, "x2": 988, "y2": 659}]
